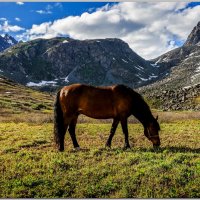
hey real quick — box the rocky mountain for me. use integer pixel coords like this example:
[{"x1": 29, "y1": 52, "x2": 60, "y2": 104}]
[
  {"x1": 0, "y1": 21, "x2": 200, "y2": 111},
  {"x1": 138, "y1": 21, "x2": 200, "y2": 111},
  {"x1": 184, "y1": 21, "x2": 200, "y2": 46},
  {"x1": 146, "y1": 21, "x2": 200, "y2": 90},
  {"x1": 138, "y1": 83, "x2": 200, "y2": 111},
  {"x1": 0, "y1": 34, "x2": 18, "y2": 52},
  {"x1": 0, "y1": 37, "x2": 159, "y2": 91}
]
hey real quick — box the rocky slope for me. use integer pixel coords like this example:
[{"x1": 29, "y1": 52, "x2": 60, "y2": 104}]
[
  {"x1": 0, "y1": 37, "x2": 158, "y2": 91},
  {"x1": 0, "y1": 34, "x2": 18, "y2": 52},
  {"x1": 138, "y1": 83, "x2": 200, "y2": 111},
  {"x1": 147, "y1": 21, "x2": 200, "y2": 90},
  {"x1": 138, "y1": 21, "x2": 200, "y2": 111}
]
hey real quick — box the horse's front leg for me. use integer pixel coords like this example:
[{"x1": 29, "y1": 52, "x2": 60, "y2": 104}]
[
  {"x1": 121, "y1": 118, "x2": 131, "y2": 149},
  {"x1": 105, "y1": 118, "x2": 119, "y2": 148}
]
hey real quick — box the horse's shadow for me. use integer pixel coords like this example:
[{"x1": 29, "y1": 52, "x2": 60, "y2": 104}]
[
  {"x1": 69, "y1": 147, "x2": 90, "y2": 153},
  {"x1": 131, "y1": 146, "x2": 200, "y2": 154},
  {"x1": 68, "y1": 146, "x2": 200, "y2": 154}
]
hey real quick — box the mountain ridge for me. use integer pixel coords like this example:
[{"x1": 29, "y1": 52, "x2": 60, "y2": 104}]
[
  {"x1": 0, "y1": 37, "x2": 159, "y2": 91},
  {"x1": 0, "y1": 21, "x2": 200, "y2": 98},
  {"x1": 138, "y1": 21, "x2": 200, "y2": 111},
  {"x1": 184, "y1": 21, "x2": 200, "y2": 46},
  {"x1": 0, "y1": 34, "x2": 18, "y2": 52}
]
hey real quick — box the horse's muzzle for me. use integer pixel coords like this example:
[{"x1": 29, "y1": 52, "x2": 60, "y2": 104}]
[
  {"x1": 153, "y1": 141, "x2": 161, "y2": 148},
  {"x1": 150, "y1": 136, "x2": 160, "y2": 147}
]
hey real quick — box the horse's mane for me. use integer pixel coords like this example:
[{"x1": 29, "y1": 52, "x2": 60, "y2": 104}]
[
  {"x1": 120, "y1": 85, "x2": 156, "y2": 126},
  {"x1": 129, "y1": 89, "x2": 160, "y2": 130}
]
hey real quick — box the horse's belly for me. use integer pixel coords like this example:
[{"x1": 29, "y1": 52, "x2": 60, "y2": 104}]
[
  {"x1": 83, "y1": 112, "x2": 114, "y2": 119},
  {"x1": 78, "y1": 104, "x2": 116, "y2": 119}
]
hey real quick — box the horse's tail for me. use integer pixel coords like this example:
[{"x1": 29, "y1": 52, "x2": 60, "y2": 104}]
[{"x1": 54, "y1": 90, "x2": 65, "y2": 151}]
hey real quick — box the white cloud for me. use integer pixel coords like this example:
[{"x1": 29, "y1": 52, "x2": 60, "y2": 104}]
[
  {"x1": 29, "y1": 22, "x2": 58, "y2": 39},
  {"x1": 18, "y1": 2, "x2": 200, "y2": 59},
  {"x1": 16, "y1": 2, "x2": 24, "y2": 5},
  {"x1": 29, "y1": 22, "x2": 52, "y2": 35},
  {"x1": 0, "y1": 18, "x2": 6, "y2": 21},
  {"x1": 0, "y1": 20, "x2": 24, "y2": 32},
  {"x1": 46, "y1": 4, "x2": 53, "y2": 11},
  {"x1": 36, "y1": 10, "x2": 52, "y2": 15},
  {"x1": 15, "y1": 17, "x2": 21, "y2": 22},
  {"x1": 54, "y1": 3, "x2": 63, "y2": 9},
  {"x1": 35, "y1": 4, "x2": 54, "y2": 15}
]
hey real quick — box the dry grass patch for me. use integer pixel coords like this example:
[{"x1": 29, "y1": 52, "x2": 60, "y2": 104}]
[
  {"x1": 0, "y1": 112, "x2": 53, "y2": 123},
  {"x1": 1, "y1": 110, "x2": 200, "y2": 124}
]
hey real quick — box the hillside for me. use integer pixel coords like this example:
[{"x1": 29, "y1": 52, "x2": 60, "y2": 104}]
[
  {"x1": 0, "y1": 37, "x2": 158, "y2": 91},
  {"x1": 0, "y1": 75, "x2": 53, "y2": 117}
]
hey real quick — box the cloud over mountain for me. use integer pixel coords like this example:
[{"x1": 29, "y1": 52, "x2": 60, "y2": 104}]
[
  {"x1": 17, "y1": 2, "x2": 200, "y2": 59},
  {"x1": 0, "y1": 20, "x2": 24, "y2": 32}
]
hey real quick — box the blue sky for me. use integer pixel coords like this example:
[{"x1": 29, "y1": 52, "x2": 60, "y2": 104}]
[
  {"x1": 0, "y1": 2, "x2": 110, "y2": 30},
  {"x1": 0, "y1": 2, "x2": 200, "y2": 59}
]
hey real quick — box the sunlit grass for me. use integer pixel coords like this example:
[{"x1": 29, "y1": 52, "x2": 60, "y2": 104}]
[{"x1": 0, "y1": 120, "x2": 199, "y2": 198}]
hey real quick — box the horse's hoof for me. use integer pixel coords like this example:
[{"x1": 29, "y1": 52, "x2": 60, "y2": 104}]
[
  {"x1": 105, "y1": 146, "x2": 111, "y2": 151},
  {"x1": 153, "y1": 145, "x2": 160, "y2": 150},
  {"x1": 59, "y1": 148, "x2": 64, "y2": 152},
  {"x1": 105, "y1": 144, "x2": 111, "y2": 149},
  {"x1": 123, "y1": 146, "x2": 131, "y2": 150},
  {"x1": 74, "y1": 147, "x2": 81, "y2": 151}
]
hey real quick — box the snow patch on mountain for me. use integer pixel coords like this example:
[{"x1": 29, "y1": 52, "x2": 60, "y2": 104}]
[
  {"x1": 63, "y1": 40, "x2": 69, "y2": 44},
  {"x1": 27, "y1": 80, "x2": 57, "y2": 87},
  {"x1": 122, "y1": 59, "x2": 128, "y2": 63}
]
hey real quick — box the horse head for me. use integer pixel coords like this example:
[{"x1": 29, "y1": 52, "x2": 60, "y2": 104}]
[{"x1": 144, "y1": 116, "x2": 161, "y2": 147}]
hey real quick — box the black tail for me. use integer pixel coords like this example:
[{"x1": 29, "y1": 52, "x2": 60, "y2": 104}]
[{"x1": 54, "y1": 90, "x2": 65, "y2": 151}]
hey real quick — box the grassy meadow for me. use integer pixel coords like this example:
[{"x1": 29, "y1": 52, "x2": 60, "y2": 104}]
[
  {"x1": 0, "y1": 118, "x2": 200, "y2": 198},
  {"x1": 0, "y1": 77, "x2": 200, "y2": 198}
]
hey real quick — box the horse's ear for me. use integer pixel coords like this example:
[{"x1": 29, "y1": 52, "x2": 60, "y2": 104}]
[{"x1": 156, "y1": 115, "x2": 158, "y2": 121}]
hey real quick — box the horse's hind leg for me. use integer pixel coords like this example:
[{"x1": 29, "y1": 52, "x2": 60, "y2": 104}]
[
  {"x1": 121, "y1": 118, "x2": 131, "y2": 149},
  {"x1": 59, "y1": 124, "x2": 68, "y2": 151},
  {"x1": 105, "y1": 118, "x2": 119, "y2": 148},
  {"x1": 68, "y1": 116, "x2": 80, "y2": 149}
]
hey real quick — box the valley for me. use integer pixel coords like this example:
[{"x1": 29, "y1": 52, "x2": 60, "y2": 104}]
[{"x1": 0, "y1": 20, "x2": 199, "y2": 199}]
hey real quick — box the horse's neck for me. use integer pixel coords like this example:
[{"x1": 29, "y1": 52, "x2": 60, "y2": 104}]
[
  {"x1": 135, "y1": 113, "x2": 152, "y2": 127},
  {"x1": 132, "y1": 104, "x2": 153, "y2": 127}
]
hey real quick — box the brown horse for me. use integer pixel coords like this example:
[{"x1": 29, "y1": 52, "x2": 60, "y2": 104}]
[{"x1": 54, "y1": 84, "x2": 160, "y2": 151}]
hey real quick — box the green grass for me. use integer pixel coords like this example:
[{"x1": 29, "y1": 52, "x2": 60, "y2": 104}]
[
  {"x1": 0, "y1": 76, "x2": 53, "y2": 116},
  {"x1": 0, "y1": 120, "x2": 199, "y2": 198}
]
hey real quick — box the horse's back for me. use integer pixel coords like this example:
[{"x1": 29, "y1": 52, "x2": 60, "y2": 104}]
[
  {"x1": 59, "y1": 84, "x2": 115, "y2": 118},
  {"x1": 59, "y1": 84, "x2": 137, "y2": 119},
  {"x1": 60, "y1": 84, "x2": 134, "y2": 101},
  {"x1": 60, "y1": 84, "x2": 115, "y2": 99}
]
